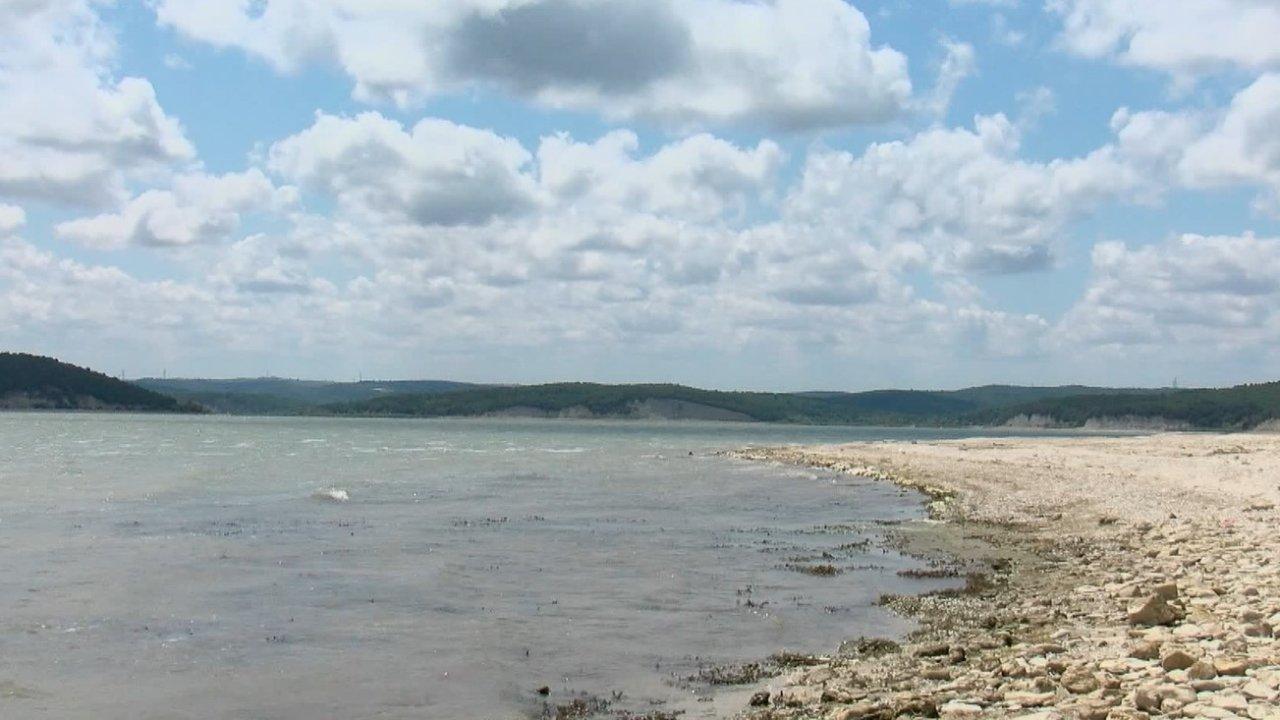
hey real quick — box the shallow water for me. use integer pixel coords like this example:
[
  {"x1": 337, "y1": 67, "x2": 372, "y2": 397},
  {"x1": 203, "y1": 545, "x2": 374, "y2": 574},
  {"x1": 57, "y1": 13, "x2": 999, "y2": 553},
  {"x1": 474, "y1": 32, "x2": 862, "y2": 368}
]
[{"x1": 0, "y1": 414, "x2": 1046, "y2": 719}]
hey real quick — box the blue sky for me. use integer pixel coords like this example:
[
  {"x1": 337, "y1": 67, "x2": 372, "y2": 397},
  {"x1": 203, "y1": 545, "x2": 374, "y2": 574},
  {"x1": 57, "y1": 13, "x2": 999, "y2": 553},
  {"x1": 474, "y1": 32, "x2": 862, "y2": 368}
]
[{"x1": 4, "y1": 1, "x2": 1280, "y2": 390}]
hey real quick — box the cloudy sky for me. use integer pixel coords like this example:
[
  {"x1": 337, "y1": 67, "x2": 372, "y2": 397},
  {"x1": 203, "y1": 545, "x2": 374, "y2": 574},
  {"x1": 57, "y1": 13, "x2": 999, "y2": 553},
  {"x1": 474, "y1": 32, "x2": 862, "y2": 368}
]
[{"x1": 4, "y1": 0, "x2": 1280, "y2": 390}]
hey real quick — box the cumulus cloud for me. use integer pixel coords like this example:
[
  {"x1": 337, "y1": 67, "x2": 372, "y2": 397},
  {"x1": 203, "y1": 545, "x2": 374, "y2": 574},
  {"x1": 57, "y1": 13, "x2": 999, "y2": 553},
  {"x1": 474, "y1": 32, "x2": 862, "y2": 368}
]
[
  {"x1": 783, "y1": 114, "x2": 1142, "y2": 275},
  {"x1": 1050, "y1": 0, "x2": 1280, "y2": 77},
  {"x1": 268, "y1": 112, "x2": 538, "y2": 227},
  {"x1": 1057, "y1": 233, "x2": 1280, "y2": 350},
  {"x1": 55, "y1": 170, "x2": 298, "y2": 249},
  {"x1": 151, "y1": 0, "x2": 912, "y2": 129},
  {"x1": 449, "y1": 0, "x2": 693, "y2": 95},
  {"x1": 0, "y1": 236, "x2": 211, "y2": 346},
  {"x1": 1178, "y1": 74, "x2": 1280, "y2": 211},
  {"x1": 537, "y1": 131, "x2": 784, "y2": 221},
  {"x1": 0, "y1": 0, "x2": 194, "y2": 207}
]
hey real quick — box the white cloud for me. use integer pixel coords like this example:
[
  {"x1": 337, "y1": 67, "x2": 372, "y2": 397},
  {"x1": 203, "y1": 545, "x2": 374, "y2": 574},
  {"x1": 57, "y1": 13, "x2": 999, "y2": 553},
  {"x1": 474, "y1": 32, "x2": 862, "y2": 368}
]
[
  {"x1": 783, "y1": 114, "x2": 1142, "y2": 275},
  {"x1": 0, "y1": 0, "x2": 194, "y2": 207},
  {"x1": 924, "y1": 39, "x2": 977, "y2": 118},
  {"x1": 1057, "y1": 233, "x2": 1280, "y2": 350},
  {"x1": 268, "y1": 112, "x2": 538, "y2": 227},
  {"x1": 537, "y1": 131, "x2": 784, "y2": 221},
  {"x1": 0, "y1": 236, "x2": 211, "y2": 343},
  {"x1": 55, "y1": 170, "x2": 298, "y2": 249},
  {"x1": 0, "y1": 205, "x2": 25, "y2": 234},
  {"x1": 1178, "y1": 74, "x2": 1280, "y2": 212},
  {"x1": 151, "y1": 0, "x2": 912, "y2": 130},
  {"x1": 1050, "y1": 0, "x2": 1280, "y2": 77}
]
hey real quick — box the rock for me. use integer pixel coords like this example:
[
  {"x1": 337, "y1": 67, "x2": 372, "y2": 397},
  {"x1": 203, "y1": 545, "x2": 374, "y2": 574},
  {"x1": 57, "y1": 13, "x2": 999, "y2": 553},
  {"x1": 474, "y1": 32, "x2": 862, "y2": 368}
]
[
  {"x1": 1127, "y1": 595, "x2": 1180, "y2": 626},
  {"x1": 749, "y1": 691, "x2": 770, "y2": 707},
  {"x1": 828, "y1": 701, "x2": 883, "y2": 720},
  {"x1": 1160, "y1": 648, "x2": 1197, "y2": 671},
  {"x1": 1062, "y1": 668, "x2": 1100, "y2": 694},
  {"x1": 1129, "y1": 640, "x2": 1162, "y2": 660},
  {"x1": 1133, "y1": 684, "x2": 1162, "y2": 712},
  {"x1": 1152, "y1": 582, "x2": 1179, "y2": 600},
  {"x1": 1244, "y1": 623, "x2": 1272, "y2": 637},
  {"x1": 915, "y1": 643, "x2": 951, "y2": 658},
  {"x1": 893, "y1": 696, "x2": 937, "y2": 717},
  {"x1": 1004, "y1": 690, "x2": 1055, "y2": 707},
  {"x1": 921, "y1": 667, "x2": 952, "y2": 681},
  {"x1": 1209, "y1": 692, "x2": 1249, "y2": 712},
  {"x1": 1215, "y1": 657, "x2": 1249, "y2": 676},
  {"x1": 939, "y1": 701, "x2": 983, "y2": 719},
  {"x1": 1193, "y1": 679, "x2": 1228, "y2": 692},
  {"x1": 1242, "y1": 680, "x2": 1277, "y2": 701},
  {"x1": 1188, "y1": 659, "x2": 1218, "y2": 679},
  {"x1": 779, "y1": 686, "x2": 823, "y2": 707}
]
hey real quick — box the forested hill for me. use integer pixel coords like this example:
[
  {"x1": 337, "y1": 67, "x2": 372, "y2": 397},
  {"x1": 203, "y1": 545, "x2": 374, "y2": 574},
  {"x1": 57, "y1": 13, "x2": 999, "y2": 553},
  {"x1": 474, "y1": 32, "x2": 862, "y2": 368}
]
[
  {"x1": 973, "y1": 382, "x2": 1280, "y2": 430},
  {"x1": 318, "y1": 382, "x2": 1152, "y2": 425},
  {"x1": 0, "y1": 353, "x2": 194, "y2": 412},
  {"x1": 135, "y1": 377, "x2": 478, "y2": 414},
  {"x1": 12, "y1": 352, "x2": 1279, "y2": 429}
]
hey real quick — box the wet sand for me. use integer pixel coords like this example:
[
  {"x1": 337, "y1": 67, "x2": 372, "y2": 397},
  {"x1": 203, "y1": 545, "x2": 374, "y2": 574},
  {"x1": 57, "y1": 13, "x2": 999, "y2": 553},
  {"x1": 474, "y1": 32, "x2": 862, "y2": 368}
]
[{"x1": 729, "y1": 433, "x2": 1280, "y2": 719}]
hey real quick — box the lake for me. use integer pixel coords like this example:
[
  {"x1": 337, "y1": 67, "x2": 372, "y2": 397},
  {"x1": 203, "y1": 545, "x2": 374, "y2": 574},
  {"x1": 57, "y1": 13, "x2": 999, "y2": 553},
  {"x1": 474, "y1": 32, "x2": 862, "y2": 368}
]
[{"x1": 0, "y1": 414, "x2": 1039, "y2": 719}]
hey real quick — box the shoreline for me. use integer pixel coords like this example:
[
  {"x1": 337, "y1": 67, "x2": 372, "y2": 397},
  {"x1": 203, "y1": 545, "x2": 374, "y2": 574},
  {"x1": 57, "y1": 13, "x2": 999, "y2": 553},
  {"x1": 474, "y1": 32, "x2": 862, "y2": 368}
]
[{"x1": 727, "y1": 433, "x2": 1280, "y2": 720}]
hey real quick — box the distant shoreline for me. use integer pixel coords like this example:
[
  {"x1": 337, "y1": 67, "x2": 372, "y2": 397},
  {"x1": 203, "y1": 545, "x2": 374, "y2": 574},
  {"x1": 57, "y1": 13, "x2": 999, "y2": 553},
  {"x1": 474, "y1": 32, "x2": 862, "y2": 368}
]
[{"x1": 0, "y1": 407, "x2": 1163, "y2": 435}]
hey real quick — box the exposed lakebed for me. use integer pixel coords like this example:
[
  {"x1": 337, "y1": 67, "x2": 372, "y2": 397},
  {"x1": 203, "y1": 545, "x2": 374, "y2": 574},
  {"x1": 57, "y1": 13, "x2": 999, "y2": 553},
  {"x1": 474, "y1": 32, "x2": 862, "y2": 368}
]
[{"x1": 0, "y1": 414, "x2": 1048, "y2": 719}]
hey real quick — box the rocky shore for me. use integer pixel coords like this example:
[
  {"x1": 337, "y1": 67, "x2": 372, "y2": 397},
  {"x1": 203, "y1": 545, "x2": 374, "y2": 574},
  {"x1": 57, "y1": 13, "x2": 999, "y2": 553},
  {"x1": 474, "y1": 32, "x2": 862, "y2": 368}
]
[{"x1": 728, "y1": 434, "x2": 1280, "y2": 720}]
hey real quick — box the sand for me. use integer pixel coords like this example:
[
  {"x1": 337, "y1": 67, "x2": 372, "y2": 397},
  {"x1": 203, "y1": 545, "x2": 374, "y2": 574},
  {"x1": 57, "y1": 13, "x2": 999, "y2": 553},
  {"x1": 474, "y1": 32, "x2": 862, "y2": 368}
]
[{"x1": 728, "y1": 433, "x2": 1280, "y2": 720}]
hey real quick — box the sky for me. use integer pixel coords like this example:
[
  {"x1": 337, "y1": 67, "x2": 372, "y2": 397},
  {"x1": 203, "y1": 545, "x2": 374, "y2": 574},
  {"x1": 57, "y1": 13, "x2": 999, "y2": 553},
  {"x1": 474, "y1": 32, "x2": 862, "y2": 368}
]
[{"x1": 3, "y1": 1, "x2": 1280, "y2": 391}]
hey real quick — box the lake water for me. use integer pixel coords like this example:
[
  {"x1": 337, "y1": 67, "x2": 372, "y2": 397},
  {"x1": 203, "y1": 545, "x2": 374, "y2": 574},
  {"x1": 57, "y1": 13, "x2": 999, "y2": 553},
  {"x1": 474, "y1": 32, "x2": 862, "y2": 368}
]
[{"x1": 0, "y1": 414, "x2": 1032, "y2": 719}]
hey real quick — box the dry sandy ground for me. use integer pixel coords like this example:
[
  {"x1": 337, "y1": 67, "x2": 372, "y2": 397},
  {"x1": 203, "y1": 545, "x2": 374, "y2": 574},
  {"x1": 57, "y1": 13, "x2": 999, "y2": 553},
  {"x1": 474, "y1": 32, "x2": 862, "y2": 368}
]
[{"x1": 727, "y1": 433, "x2": 1280, "y2": 720}]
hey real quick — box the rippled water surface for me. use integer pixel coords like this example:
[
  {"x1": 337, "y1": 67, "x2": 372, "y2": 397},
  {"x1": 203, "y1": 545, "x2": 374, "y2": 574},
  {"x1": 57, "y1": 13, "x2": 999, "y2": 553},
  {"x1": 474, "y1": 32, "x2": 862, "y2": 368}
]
[{"x1": 0, "y1": 414, "x2": 1017, "y2": 719}]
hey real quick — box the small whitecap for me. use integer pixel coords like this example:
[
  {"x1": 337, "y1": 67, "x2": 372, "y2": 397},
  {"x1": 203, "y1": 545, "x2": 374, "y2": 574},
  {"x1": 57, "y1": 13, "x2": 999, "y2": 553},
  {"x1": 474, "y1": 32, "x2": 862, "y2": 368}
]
[{"x1": 311, "y1": 488, "x2": 350, "y2": 503}]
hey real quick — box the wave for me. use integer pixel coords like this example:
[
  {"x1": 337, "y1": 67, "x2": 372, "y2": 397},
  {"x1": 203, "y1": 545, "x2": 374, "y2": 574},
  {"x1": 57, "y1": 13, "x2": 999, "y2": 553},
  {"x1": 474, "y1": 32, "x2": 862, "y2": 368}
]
[{"x1": 311, "y1": 488, "x2": 350, "y2": 503}]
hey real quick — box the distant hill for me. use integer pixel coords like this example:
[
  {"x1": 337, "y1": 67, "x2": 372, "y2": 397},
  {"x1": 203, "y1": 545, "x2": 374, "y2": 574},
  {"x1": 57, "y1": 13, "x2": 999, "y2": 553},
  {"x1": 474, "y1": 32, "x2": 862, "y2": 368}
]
[
  {"x1": 973, "y1": 382, "x2": 1280, "y2": 431},
  {"x1": 136, "y1": 377, "x2": 478, "y2": 414},
  {"x1": 0, "y1": 353, "x2": 195, "y2": 412},
  {"x1": 318, "y1": 382, "x2": 1162, "y2": 425},
  {"x1": 23, "y1": 351, "x2": 1271, "y2": 429}
]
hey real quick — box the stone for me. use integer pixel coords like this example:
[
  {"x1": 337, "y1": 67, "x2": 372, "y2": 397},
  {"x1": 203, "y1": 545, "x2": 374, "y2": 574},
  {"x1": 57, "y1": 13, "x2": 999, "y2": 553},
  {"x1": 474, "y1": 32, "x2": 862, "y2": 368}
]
[
  {"x1": 1188, "y1": 659, "x2": 1218, "y2": 679},
  {"x1": 1128, "y1": 595, "x2": 1179, "y2": 626},
  {"x1": 1215, "y1": 657, "x2": 1249, "y2": 676},
  {"x1": 1152, "y1": 582, "x2": 1179, "y2": 600},
  {"x1": 939, "y1": 701, "x2": 983, "y2": 719},
  {"x1": 1004, "y1": 690, "x2": 1055, "y2": 707},
  {"x1": 1129, "y1": 640, "x2": 1162, "y2": 660},
  {"x1": 1210, "y1": 692, "x2": 1249, "y2": 712},
  {"x1": 1133, "y1": 684, "x2": 1162, "y2": 712},
  {"x1": 1062, "y1": 668, "x2": 1100, "y2": 694},
  {"x1": 1244, "y1": 623, "x2": 1272, "y2": 637},
  {"x1": 1160, "y1": 648, "x2": 1197, "y2": 671},
  {"x1": 828, "y1": 702, "x2": 883, "y2": 720},
  {"x1": 1242, "y1": 680, "x2": 1277, "y2": 701}
]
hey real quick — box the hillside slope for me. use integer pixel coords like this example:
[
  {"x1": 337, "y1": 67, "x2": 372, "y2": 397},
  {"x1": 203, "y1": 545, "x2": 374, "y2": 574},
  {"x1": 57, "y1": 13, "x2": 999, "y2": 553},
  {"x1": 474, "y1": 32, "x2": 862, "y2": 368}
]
[
  {"x1": 973, "y1": 383, "x2": 1280, "y2": 430},
  {"x1": 321, "y1": 382, "x2": 1155, "y2": 425},
  {"x1": 0, "y1": 353, "x2": 194, "y2": 412},
  {"x1": 136, "y1": 377, "x2": 478, "y2": 414}
]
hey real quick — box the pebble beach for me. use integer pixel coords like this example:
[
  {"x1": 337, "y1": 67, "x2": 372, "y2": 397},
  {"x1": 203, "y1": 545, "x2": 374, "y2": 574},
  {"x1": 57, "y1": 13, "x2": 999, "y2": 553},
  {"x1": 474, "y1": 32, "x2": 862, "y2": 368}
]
[{"x1": 730, "y1": 433, "x2": 1280, "y2": 720}]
